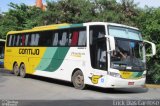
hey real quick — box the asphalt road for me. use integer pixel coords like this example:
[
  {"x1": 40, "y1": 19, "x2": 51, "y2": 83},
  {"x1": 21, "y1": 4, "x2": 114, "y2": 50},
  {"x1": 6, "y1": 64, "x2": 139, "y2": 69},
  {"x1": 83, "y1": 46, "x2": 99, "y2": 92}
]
[{"x1": 0, "y1": 68, "x2": 160, "y2": 106}]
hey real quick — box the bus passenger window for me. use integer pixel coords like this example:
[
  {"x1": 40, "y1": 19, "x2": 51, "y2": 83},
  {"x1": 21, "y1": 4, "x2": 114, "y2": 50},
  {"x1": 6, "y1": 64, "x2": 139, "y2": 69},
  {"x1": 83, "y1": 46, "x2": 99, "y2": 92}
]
[
  {"x1": 17, "y1": 35, "x2": 21, "y2": 46},
  {"x1": 38, "y1": 31, "x2": 52, "y2": 46},
  {"x1": 12, "y1": 35, "x2": 16, "y2": 46},
  {"x1": 21, "y1": 34, "x2": 25, "y2": 46},
  {"x1": 30, "y1": 33, "x2": 39, "y2": 46},
  {"x1": 18, "y1": 35, "x2": 23, "y2": 46},
  {"x1": 8, "y1": 35, "x2": 12, "y2": 46},
  {"x1": 52, "y1": 33, "x2": 58, "y2": 46},
  {"x1": 59, "y1": 32, "x2": 68, "y2": 46},
  {"x1": 16, "y1": 35, "x2": 20, "y2": 46},
  {"x1": 25, "y1": 34, "x2": 29, "y2": 46},
  {"x1": 68, "y1": 33, "x2": 72, "y2": 45},
  {"x1": 71, "y1": 31, "x2": 79, "y2": 46},
  {"x1": 78, "y1": 31, "x2": 86, "y2": 46}
]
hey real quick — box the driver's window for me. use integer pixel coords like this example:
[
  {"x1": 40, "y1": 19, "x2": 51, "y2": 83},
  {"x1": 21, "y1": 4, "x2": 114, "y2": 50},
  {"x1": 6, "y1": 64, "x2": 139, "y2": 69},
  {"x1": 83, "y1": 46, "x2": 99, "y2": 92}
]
[
  {"x1": 89, "y1": 25, "x2": 107, "y2": 70},
  {"x1": 97, "y1": 42, "x2": 107, "y2": 70},
  {"x1": 89, "y1": 25, "x2": 105, "y2": 45}
]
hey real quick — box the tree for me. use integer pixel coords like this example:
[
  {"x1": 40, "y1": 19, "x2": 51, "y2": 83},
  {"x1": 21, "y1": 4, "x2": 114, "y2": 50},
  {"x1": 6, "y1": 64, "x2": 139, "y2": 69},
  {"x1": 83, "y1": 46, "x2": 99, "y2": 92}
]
[
  {"x1": 42, "y1": 0, "x2": 95, "y2": 24},
  {"x1": 0, "y1": 11, "x2": 4, "y2": 38},
  {"x1": 136, "y1": 7, "x2": 160, "y2": 83},
  {"x1": 93, "y1": 0, "x2": 122, "y2": 22},
  {"x1": 0, "y1": 2, "x2": 43, "y2": 38},
  {"x1": 117, "y1": 0, "x2": 140, "y2": 26}
]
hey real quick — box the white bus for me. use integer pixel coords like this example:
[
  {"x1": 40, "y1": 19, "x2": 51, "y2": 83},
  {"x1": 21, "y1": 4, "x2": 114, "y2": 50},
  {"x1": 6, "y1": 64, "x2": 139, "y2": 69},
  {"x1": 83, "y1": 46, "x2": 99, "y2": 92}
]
[{"x1": 5, "y1": 22, "x2": 156, "y2": 89}]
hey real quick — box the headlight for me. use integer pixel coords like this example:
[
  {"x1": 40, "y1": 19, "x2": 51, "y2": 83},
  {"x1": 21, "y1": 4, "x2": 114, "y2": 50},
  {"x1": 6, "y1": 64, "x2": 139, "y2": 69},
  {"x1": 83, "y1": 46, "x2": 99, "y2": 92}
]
[{"x1": 108, "y1": 72, "x2": 121, "y2": 78}]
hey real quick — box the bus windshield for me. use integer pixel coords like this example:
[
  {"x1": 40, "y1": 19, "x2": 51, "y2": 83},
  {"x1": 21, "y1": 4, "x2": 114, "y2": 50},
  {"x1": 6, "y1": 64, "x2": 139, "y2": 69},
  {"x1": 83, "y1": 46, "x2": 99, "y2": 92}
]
[
  {"x1": 108, "y1": 26, "x2": 142, "y2": 41},
  {"x1": 108, "y1": 26, "x2": 145, "y2": 71}
]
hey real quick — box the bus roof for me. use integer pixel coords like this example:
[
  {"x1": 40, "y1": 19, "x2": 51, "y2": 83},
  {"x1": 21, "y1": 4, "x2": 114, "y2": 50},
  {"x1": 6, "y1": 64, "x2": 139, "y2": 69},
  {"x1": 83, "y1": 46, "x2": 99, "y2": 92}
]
[
  {"x1": 7, "y1": 23, "x2": 83, "y2": 35},
  {"x1": 7, "y1": 22, "x2": 139, "y2": 35},
  {"x1": 107, "y1": 23, "x2": 139, "y2": 30},
  {"x1": 84, "y1": 22, "x2": 139, "y2": 30}
]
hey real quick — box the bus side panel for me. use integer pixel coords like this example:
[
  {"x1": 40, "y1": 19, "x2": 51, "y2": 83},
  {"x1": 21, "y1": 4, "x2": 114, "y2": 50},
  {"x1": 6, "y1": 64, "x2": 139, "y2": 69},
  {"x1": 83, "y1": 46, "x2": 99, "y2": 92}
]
[
  {"x1": 4, "y1": 47, "x2": 19, "y2": 71},
  {"x1": 4, "y1": 47, "x2": 47, "y2": 74},
  {"x1": 33, "y1": 47, "x2": 88, "y2": 82},
  {"x1": 4, "y1": 47, "x2": 28, "y2": 71},
  {"x1": 4, "y1": 55, "x2": 13, "y2": 71},
  {"x1": 26, "y1": 47, "x2": 47, "y2": 74}
]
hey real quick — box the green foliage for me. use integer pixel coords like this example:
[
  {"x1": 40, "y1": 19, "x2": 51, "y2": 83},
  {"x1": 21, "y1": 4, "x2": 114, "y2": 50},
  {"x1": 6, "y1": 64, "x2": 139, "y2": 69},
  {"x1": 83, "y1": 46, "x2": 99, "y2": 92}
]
[
  {"x1": 136, "y1": 7, "x2": 160, "y2": 83},
  {"x1": 0, "y1": 0, "x2": 159, "y2": 83},
  {"x1": 93, "y1": 0, "x2": 121, "y2": 22},
  {"x1": 0, "y1": 2, "x2": 43, "y2": 38},
  {"x1": 43, "y1": 0, "x2": 95, "y2": 24}
]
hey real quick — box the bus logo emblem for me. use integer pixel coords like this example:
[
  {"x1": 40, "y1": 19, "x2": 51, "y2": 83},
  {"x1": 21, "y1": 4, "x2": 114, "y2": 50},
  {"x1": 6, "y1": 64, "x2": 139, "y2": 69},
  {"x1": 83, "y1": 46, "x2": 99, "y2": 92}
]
[{"x1": 89, "y1": 75, "x2": 103, "y2": 84}]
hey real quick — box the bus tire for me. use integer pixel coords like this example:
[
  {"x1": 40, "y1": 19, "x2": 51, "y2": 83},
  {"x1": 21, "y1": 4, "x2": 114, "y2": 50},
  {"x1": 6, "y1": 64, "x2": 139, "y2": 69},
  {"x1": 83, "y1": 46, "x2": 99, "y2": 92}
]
[
  {"x1": 13, "y1": 63, "x2": 19, "y2": 76},
  {"x1": 72, "y1": 70, "x2": 85, "y2": 90},
  {"x1": 19, "y1": 64, "x2": 26, "y2": 78}
]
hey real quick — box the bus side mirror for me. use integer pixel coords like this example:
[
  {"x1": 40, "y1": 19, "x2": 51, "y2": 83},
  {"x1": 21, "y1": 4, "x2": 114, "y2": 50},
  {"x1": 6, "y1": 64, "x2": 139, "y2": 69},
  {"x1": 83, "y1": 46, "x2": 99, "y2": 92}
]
[
  {"x1": 143, "y1": 40, "x2": 156, "y2": 57},
  {"x1": 105, "y1": 35, "x2": 115, "y2": 51}
]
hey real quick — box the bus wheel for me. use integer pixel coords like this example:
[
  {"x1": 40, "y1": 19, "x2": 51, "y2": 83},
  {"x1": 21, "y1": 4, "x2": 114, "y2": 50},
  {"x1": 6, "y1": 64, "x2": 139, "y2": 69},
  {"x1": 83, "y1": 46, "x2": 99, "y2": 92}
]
[
  {"x1": 72, "y1": 70, "x2": 85, "y2": 90},
  {"x1": 13, "y1": 63, "x2": 19, "y2": 76},
  {"x1": 19, "y1": 64, "x2": 26, "y2": 78}
]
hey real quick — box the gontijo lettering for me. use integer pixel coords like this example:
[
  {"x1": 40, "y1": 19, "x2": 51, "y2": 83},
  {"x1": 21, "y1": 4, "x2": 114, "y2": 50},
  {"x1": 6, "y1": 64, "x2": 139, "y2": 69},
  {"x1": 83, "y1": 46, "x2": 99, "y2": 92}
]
[{"x1": 19, "y1": 48, "x2": 40, "y2": 55}]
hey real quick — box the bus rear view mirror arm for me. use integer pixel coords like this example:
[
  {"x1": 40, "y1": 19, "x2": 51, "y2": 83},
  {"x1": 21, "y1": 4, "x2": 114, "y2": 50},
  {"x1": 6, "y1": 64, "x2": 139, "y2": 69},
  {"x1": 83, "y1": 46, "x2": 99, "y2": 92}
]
[
  {"x1": 143, "y1": 40, "x2": 156, "y2": 57},
  {"x1": 105, "y1": 35, "x2": 115, "y2": 52}
]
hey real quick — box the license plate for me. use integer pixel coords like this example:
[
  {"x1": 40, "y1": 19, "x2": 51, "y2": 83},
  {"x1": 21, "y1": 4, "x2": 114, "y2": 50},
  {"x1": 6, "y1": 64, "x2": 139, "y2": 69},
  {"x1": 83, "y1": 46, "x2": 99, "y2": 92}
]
[{"x1": 128, "y1": 82, "x2": 134, "y2": 85}]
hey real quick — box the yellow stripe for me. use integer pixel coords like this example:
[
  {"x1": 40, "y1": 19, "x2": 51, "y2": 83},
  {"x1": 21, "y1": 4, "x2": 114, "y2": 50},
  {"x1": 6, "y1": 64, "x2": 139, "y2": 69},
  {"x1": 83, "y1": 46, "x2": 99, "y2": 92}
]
[
  {"x1": 120, "y1": 71, "x2": 133, "y2": 79},
  {"x1": 7, "y1": 23, "x2": 70, "y2": 35}
]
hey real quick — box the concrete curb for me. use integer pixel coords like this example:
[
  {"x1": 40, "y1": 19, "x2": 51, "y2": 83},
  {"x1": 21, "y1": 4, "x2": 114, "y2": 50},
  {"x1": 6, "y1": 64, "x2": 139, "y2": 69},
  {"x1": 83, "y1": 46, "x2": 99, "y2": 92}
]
[{"x1": 145, "y1": 84, "x2": 160, "y2": 88}]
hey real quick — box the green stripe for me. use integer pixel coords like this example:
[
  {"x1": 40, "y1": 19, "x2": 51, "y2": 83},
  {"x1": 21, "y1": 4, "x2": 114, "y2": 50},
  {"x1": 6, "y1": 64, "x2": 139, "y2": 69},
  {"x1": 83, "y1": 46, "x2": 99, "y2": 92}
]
[
  {"x1": 36, "y1": 47, "x2": 70, "y2": 72},
  {"x1": 69, "y1": 24, "x2": 83, "y2": 28},
  {"x1": 36, "y1": 47, "x2": 58, "y2": 71},
  {"x1": 131, "y1": 72, "x2": 143, "y2": 78},
  {"x1": 135, "y1": 72, "x2": 143, "y2": 77},
  {"x1": 58, "y1": 24, "x2": 83, "y2": 29}
]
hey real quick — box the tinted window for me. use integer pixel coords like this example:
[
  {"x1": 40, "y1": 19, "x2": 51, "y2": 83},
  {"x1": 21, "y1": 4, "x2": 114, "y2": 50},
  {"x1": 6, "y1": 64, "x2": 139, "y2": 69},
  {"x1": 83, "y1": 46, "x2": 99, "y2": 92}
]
[
  {"x1": 39, "y1": 31, "x2": 53, "y2": 46},
  {"x1": 25, "y1": 34, "x2": 30, "y2": 46},
  {"x1": 52, "y1": 32, "x2": 59, "y2": 46},
  {"x1": 69, "y1": 27, "x2": 86, "y2": 46},
  {"x1": 16, "y1": 35, "x2": 20, "y2": 46},
  {"x1": 89, "y1": 25, "x2": 105, "y2": 45},
  {"x1": 7, "y1": 35, "x2": 12, "y2": 46},
  {"x1": 59, "y1": 32, "x2": 68, "y2": 46},
  {"x1": 7, "y1": 27, "x2": 86, "y2": 47},
  {"x1": 30, "y1": 33, "x2": 40, "y2": 46},
  {"x1": 12, "y1": 35, "x2": 17, "y2": 46},
  {"x1": 89, "y1": 25, "x2": 107, "y2": 70},
  {"x1": 78, "y1": 31, "x2": 86, "y2": 46}
]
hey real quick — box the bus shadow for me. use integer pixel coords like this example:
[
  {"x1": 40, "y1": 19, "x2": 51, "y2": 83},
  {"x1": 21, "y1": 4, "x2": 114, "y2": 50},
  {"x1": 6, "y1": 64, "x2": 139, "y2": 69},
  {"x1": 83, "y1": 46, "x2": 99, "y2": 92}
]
[
  {"x1": 0, "y1": 68, "x2": 13, "y2": 76},
  {"x1": 86, "y1": 86, "x2": 149, "y2": 94},
  {"x1": 28, "y1": 74, "x2": 148, "y2": 94},
  {"x1": 28, "y1": 75, "x2": 74, "y2": 88}
]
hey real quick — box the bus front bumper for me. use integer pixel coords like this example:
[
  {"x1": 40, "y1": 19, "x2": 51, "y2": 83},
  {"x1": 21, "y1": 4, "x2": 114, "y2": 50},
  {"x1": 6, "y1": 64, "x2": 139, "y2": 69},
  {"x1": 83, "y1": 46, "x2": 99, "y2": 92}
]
[{"x1": 106, "y1": 76, "x2": 146, "y2": 88}]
